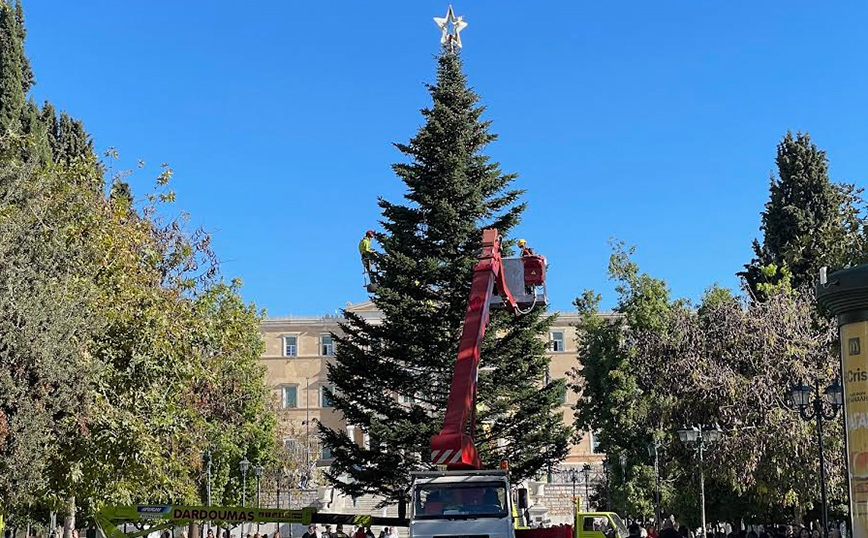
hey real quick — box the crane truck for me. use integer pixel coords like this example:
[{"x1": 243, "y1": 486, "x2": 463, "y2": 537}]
[{"x1": 409, "y1": 228, "x2": 547, "y2": 538}]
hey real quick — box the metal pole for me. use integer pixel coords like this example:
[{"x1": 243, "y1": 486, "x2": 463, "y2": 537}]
[
  {"x1": 242, "y1": 470, "x2": 247, "y2": 538},
  {"x1": 699, "y1": 432, "x2": 707, "y2": 538},
  {"x1": 256, "y1": 473, "x2": 262, "y2": 533},
  {"x1": 206, "y1": 455, "x2": 212, "y2": 507},
  {"x1": 571, "y1": 472, "x2": 577, "y2": 514},
  {"x1": 584, "y1": 475, "x2": 590, "y2": 512},
  {"x1": 653, "y1": 445, "x2": 661, "y2": 528},
  {"x1": 816, "y1": 380, "x2": 829, "y2": 538},
  {"x1": 306, "y1": 377, "x2": 311, "y2": 471}
]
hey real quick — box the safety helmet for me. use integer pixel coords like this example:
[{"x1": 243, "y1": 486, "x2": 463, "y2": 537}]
[
  {"x1": 366, "y1": 229, "x2": 375, "y2": 237},
  {"x1": 518, "y1": 239, "x2": 527, "y2": 247}
]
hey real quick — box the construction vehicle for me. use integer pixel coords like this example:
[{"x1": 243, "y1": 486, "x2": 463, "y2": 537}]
[
  {"x1": 410, "y1": 228, "x2": 547, "y2": 538},
  {"x1": 572, "y1": 511, "x2": 629, "y2": 538}
]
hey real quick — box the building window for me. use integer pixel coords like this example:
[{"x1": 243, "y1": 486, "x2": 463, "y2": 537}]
[
  {"x1": 550, "y1": 331, "x2": 565, "y2": 352},
  {"x1": 284, "y1": 437, "x2": 298, "y2": 453},
  {"x1": 590, "y1": 431, "x2": 600, "y2": 454},
  {"x1": 321, "y1": 334, "x2": 335, "y2": 356},
  {"x1": 283, "y1": 335, "x2": 298, "y2": 357},
  {"x1": 555, "y1": 379, "x2": 567, "y2": 404},
  {"x1": 321, "y1": 443, "x2": 333, "y2": 460},
  {"x1": 321, "y1": 386, "x2": 335, "y2": 408},
  {"x1": 281, "y1": 385, "x2": 298, "y2": 409}
]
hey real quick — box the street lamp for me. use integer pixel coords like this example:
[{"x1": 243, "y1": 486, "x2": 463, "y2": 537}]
[
  {"x1": 254, "y1": 464, "x2": 264, "y2": 508},
  {"x1": 240, "y1": 457, "x2": 250, "y2": 506},
  {"x1": 240, "y1": 457, "x2": 250, "y2": 538},
  {"x1": 254, "y1": 464, "x2": 264, "y2": 532},
  {"x1": 788, "y1": 378, "x2": 843, "y2": 538},
  {"x1": 677, "y1": 424, "x2": 722, "y2": 538},
  {"x1": 581, "y1": 464, "x2": 592, "y2": 512},
  {"x1": 647, "y1": 441, "x2": 661, "y2": 528}
]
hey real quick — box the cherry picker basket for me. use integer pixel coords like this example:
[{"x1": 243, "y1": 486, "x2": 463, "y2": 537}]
[{"x1": 490, "y1": 255, "x2": 548, "y2": 310}]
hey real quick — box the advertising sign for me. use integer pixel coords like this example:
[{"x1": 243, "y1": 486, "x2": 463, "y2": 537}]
[{"x1": 843, "y1": 321, "x2": 868, "y2": 538}]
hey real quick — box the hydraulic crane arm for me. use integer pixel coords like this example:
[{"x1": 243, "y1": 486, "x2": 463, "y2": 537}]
[{"x1": 430, "y1": 228, "x2": 527, "y2": 470}]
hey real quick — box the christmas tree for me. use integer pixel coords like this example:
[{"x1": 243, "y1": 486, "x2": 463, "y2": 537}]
[{"x1": 320, "y1": 46, "x2": 570, "y2": 504}]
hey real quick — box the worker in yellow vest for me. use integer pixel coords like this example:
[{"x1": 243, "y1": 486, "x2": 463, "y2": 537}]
[{"x1": 359, "y1": 230, "x2": 377, "y2": 284}]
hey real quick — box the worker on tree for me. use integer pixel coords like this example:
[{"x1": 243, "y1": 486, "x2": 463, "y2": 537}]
[
  {"x1": 359, "y1": 229, "x2": 377, "y2": 284},
  {"x1": 518, "y1": 238, "x2": 534, "y2": 257}
]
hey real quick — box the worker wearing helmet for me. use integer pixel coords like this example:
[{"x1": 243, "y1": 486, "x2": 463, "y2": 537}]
[
  {"x1": 518, "y1": 238, "x2": 534, "y2": 257},
  {"x1": 359, "y1": 230, "x2": 377, "y2": 282}
]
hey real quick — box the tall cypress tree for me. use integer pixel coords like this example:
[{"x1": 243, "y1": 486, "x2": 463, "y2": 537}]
[
  {"x1": 0, "y1": 0, "x2": 29, "y2": 133},
  {"x1": 320, "y1": 50, "x2": 570, "y2": 504},
  {"x1": 741, "y1": 131, "x2": 867, "y2": 297}
]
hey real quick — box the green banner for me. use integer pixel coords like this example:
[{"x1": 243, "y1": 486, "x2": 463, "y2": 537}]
[{"x1": 100, "y1": 505, "x2": 313, "y2": 525}]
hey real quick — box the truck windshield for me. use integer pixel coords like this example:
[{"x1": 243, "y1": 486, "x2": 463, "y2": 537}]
[
  {"x1": 414, "y1": 481, "x2": 508, "y2": 520},
  {"x1": 610, "y1": 514, "x2": 629, "y2": 538}
]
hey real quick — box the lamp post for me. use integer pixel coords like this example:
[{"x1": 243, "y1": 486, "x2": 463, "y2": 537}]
[
  {"x1": 254, "y1": 464, "x2": 264, "y2": 532},
  {"x1": 677, "y1": 424, "x2": 722, "y2": 538},
  {"x1": 240, "y1": 457, "x2": 250, "y2": 537},
  {"x1": 581, "y1": 464, "x2": 592, "y2": 512},
  {"x1": 254, "y1": 465, "x2": 264, "y2": 508},
  {"x1": 647, "y1": 441, "x2": 661, "y2": 528},
  {"x1": 276, "y1": 469, "x2": 282, "y2": 510},
  {"x1": 788, "y1": 378, "x2": 843, "y2": 538}
]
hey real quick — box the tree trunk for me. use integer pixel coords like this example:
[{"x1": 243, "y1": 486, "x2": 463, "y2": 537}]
[{"x1": 62, "y1": 496, "x2": 76, "y2": 538}]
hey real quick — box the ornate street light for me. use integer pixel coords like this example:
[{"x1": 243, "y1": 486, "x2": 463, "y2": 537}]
[
  {"x1": 581, "y1": 464, "x2": 592, "y2": 512},
  {"x1": 788, "y1": 378, "x2": 843, "y2": 538},
  {"x1": 254, "y1": 464, "x2": 264, "y2": 508},
  {"x1": 239, "y1": 457, "x2": 250, "y2": 537},
  {"x1": 677, "y1": 424, "x2": 722, "y2": 538},
  {"x1": 239, "y1": 457, "x2": 250, "y2": 506}
]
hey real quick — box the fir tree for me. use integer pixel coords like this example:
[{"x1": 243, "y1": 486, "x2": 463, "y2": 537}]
[
  {"x1": 320, "y1": 50, "x2": 570, "y2": 504},
  {"x1": 52, "y1": 111, "x2": 93, "y2": 163},
  {"x1": 19, "y1": 99, "x2": 50, "y2": 162},
  {"x1": 741, "y1": 131, "x2": 867, "y2": 298}
]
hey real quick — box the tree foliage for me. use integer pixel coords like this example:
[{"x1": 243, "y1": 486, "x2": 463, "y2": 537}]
[
  {"x1": 742, "y1": 131, "x2": 868, "y2": 298},
  {"x1": 321, "y1": 50, "x2": 570, "y2": 504},
  {"x1": 0, "y1": 1, "x2": 275, "y2": 526},
  {"x1": 573, "y1": 244, "x2": 844, "y2": 524}
]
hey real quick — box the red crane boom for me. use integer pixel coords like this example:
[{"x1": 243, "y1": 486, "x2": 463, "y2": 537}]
[{"x1": 429, "y1": 228, "x2": 546, "y2": 470}]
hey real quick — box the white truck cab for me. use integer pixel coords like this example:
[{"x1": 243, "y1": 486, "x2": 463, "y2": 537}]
[{"x1": 409, "y1": 469, "x2": 515, "y2": 538}]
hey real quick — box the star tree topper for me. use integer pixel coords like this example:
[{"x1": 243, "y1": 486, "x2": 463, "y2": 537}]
[{"x1": 434, "y1": 5, "x2": 468, "y2": 52}]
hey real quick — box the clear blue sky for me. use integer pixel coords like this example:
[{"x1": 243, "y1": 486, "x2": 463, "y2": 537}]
[{"x1": 22, "y1": 1, "x2": 868, "y2": 316}]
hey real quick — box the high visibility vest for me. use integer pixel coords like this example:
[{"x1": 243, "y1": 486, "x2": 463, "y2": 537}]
[{"x1": 359, "y1": 237, "x2": 372, "y2": 256}]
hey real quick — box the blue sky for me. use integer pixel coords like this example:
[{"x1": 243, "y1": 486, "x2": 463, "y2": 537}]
[{"x1": 22, "y1": 1, "x2": 868, "y2": 316}]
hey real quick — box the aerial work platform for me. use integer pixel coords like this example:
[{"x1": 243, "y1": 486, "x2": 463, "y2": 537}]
[{"x1": 489, "y1": 256, "x2": 548, "y2": 311}]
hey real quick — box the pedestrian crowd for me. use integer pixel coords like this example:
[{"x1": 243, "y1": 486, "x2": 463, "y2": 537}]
[{"x1": 624, "y1": 519, "x2": 848, "y2": 538}]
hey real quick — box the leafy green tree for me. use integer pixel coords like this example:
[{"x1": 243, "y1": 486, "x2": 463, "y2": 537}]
[
  {"x1": 0, "y1": 157, "x2": 101, "y2": 518},
  {"x1": 742, "y1": 131, "x2": 867, "y2": 297},
  {"x1": 0, "y1": 2, "x2": 273, "y2": 530},
  {"x1": 575, "y1": 244, "x2": 844, "y2": 523},
  {"x1": 571, "y1": 242, "x2": 681, "y2": 518},
  {"x1": 321, "y1": 49, "x2": 570, "y2": 504}
]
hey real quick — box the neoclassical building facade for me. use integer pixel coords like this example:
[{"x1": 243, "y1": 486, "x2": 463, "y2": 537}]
[{"x1": 259, "y1": 301, "x2": 605, "y2": 524}]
